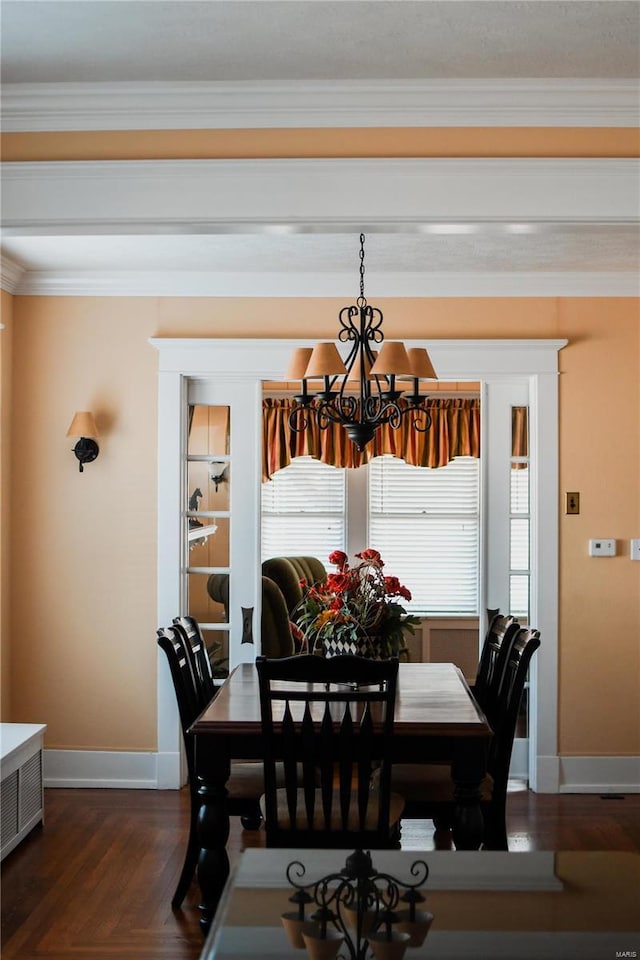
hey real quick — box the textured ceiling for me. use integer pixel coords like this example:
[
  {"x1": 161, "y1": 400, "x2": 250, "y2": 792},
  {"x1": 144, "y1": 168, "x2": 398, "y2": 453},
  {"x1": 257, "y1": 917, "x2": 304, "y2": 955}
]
[
  {"x1": 1, "y1": 1, "x2": 638, "y2": 294},
  {"x1": 4, "y1": 226, "x2": 639, "y2": 275},
  {"x1": 2, "y1": 1, "x2": 639, "y2": 83}
]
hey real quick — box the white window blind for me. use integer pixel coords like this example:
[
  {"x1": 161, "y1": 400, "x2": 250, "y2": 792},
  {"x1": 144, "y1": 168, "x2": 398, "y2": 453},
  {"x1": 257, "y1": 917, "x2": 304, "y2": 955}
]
[
  {"x1": 369, "y1": 456, "x2": 480, "y2": 615},
  {"x1": 261, "y1": 457, "x2": 346, "y2": 565}
]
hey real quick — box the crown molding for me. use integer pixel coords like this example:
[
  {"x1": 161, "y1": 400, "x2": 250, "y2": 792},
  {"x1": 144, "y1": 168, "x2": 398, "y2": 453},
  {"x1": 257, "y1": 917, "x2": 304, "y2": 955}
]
[
  {"x1": 0, "y1": 254, "x2": 26, "y2": 294},
  {"x1": 10, "y1": 269, "x2": 638, "y2": 299},
  {"x1": 2, "y1": 79, "x2": 638, "y2": 132}
]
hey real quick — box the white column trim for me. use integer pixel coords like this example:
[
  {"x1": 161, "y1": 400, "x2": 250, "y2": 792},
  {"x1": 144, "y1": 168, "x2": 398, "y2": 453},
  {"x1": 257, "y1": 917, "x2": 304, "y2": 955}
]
[
  {"x1": 528, "y1": 371, "x2": 562, "y2": 792},
  {"x1": 155, "y1": 370, "x2": 187, "y2": 789}
]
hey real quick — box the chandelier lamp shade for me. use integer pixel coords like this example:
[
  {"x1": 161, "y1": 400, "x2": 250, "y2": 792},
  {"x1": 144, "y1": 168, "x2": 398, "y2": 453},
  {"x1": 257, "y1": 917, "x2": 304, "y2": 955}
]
[{"x1": 285, "y1": 233, "x2": 438, "y2": 451}]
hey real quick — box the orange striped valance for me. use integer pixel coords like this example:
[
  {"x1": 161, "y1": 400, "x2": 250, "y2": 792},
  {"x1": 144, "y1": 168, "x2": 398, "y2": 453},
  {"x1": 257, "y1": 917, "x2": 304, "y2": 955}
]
[{"x1": 262, "y1": 397, "x2": 481, "y2": 480}]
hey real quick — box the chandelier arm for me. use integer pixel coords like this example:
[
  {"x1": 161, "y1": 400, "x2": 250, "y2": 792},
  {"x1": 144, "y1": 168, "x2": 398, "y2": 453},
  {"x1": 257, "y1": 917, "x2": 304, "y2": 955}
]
[
  {"x1": 288, "y1": 403, "x2": 315, "y2": 435},
  {"x1": 403, "y1": 400, "x2": 433, "y2": 433}
]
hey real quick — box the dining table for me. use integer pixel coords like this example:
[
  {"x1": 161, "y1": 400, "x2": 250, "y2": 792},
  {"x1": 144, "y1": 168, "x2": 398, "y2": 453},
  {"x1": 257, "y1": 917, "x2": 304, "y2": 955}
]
[
  {"x1": 190, "y1": 660, "x2": 492, "y2": 932},
  {"x1": 198, "y1": 847, "x2": 640, "y2": 959}
]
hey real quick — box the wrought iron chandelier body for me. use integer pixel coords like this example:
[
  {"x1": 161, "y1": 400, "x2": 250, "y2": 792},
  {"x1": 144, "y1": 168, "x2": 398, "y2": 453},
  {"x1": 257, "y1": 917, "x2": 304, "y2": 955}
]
[{"x1": 287, "y1": 234, "x2": 437, "y2": 451}]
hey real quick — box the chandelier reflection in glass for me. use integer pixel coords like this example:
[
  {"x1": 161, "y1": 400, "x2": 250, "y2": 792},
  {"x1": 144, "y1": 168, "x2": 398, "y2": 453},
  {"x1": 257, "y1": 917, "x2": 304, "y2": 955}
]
[
  {"x1": 285, "y1": 233, "x2": 438, "y2": 451},
  {"x1": 280, "y1": 848, "x2": 433, "y2": 959}
]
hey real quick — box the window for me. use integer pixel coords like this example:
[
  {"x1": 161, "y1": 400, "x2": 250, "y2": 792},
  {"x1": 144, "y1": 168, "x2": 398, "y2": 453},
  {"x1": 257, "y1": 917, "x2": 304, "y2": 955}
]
[
  {"x1": 369, "y1": 456, "x2": 480, "y2": 616},
  {"x1": 261, "y1": 454, "x2": 480, "y2": 615},
  {"x1": 261, "y1": 457, "x2": 346, "y2": 566}
]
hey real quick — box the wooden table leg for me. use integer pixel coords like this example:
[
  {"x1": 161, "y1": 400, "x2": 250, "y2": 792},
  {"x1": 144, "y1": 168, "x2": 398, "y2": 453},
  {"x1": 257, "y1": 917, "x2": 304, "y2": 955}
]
[
  {"x1": 196, "y1": 749, "x2": 231, "y2": 934},
  {"x1": 451, "y1": 744, "x2": 486, "y2": 850}
]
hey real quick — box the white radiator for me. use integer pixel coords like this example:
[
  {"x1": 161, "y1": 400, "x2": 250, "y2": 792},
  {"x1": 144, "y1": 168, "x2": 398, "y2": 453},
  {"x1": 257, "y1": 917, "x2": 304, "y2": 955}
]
[{"x1": 1, "y1": 723, "x2": 46, "y2": 861}]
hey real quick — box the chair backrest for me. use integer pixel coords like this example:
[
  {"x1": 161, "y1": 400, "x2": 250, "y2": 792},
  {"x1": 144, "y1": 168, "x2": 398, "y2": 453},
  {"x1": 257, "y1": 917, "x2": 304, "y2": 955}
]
[
  {"x1": 473, "y1": 613, "x2": 520, "y2": 720},
  {"x1": 157, "y1": 626, "x2": 201, "y2": 778},
  {"x1": 172, "y1": 615, "x2": 217, "y2": 709},
  {"x1": 488, "y1": 627, "x2": 541, "y2": 793},
  {"x1": 256, "y1": 654, "x2": 398, "y2": 847}
]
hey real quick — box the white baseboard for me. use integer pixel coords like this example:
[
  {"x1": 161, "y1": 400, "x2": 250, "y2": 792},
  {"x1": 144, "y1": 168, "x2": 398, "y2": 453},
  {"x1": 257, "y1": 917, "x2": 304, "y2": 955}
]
[
  {"x1": 42, "y1": 749, "x2": 640, "y2": 794},
  {"x1": 156, "y1": 750, "x2": 183, "y2": 789},
  {"x1": 559, "y1": 756, "x2": 640, "y2": 794},
  {"x1": 44, "y1": 749, "x2": 162, "y2": 789}
]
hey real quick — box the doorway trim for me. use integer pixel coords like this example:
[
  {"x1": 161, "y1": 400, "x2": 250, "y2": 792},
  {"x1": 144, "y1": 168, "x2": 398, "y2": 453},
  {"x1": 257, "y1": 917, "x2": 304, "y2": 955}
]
[{"x1": 152, "y1": 336, "x2": 566, "y2": 791}]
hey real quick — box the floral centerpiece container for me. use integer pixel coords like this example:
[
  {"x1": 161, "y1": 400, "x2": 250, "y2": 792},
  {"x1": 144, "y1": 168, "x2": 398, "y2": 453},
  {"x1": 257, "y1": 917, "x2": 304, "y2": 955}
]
[{"x1": 294, "y1": 549, "x2": 420, "y2": 659}]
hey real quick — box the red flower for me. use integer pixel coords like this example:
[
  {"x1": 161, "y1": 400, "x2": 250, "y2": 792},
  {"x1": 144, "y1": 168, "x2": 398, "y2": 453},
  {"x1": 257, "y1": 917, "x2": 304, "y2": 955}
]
[
  {"x1": 355, "y1": 548, "x2": 383, "y2": 565},
  {"x1": 328, "y1": 550, "x2": 348, "y2": 569},
  {"x1": 384, "y1": 575, "x2": 401, "y2": 595},
  {"x1": 326, "y1": 572, "x2": 350, "y2": 594},
  {"x1": 399, "y1": 585, "x2": 412, "y2": 602}
]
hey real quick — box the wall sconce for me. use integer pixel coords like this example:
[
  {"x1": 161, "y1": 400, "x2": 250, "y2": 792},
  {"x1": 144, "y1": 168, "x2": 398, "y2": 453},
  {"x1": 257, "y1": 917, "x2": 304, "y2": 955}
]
[{"x1": 66, "y1": 411, "x2": 100, "y2": 472}]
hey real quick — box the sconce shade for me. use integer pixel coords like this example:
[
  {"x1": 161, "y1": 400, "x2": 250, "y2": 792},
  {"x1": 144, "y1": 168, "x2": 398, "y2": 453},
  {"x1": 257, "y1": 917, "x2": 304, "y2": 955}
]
[
  {"x1": 67, "y1": 411, "x2": 99, "y2": 438},
  {"x1": 285, "y1": 348, "x2": 313, "y2": 380},
  {"x1": 369, "y1": 341, "x2": 412, "y2": 377},
  {"x1": 304, "y1": 343, "x2": 347, "y2": 379},
  {"x1": 407, "y1": 347, "x2": 438, "y2": 380}
]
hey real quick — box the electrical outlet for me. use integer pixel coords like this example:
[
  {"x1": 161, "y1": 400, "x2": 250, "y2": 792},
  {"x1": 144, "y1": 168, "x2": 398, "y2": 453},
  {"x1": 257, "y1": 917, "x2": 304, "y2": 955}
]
[
  {"x1": 588, "y1": 539, "x2": 616, "y2": 557},
  {"x1": 630, "y1": 539, "x2": 640, "y2": 561}
]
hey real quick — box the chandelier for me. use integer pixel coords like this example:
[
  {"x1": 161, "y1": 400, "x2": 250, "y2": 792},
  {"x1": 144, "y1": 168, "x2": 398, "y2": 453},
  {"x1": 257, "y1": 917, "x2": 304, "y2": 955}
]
[{"x1": 285, "y1": 233, "x2": 438, "y2": 451}]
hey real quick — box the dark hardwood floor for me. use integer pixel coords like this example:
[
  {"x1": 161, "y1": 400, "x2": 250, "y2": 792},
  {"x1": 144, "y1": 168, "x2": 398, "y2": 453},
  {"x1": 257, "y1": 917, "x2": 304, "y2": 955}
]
[{"x1": 2, "y1": 785, "x2": 639, "y2": 959}]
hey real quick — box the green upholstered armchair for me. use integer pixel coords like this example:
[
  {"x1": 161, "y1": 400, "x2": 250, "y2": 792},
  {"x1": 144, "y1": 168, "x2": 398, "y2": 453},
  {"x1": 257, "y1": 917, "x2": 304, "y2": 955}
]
[
  {"x1": 260, "y1": 575, "x2": 296, "y2": 658},
  {"x1": 261, "y1": 556, "x2": 327, "y2": 616}
]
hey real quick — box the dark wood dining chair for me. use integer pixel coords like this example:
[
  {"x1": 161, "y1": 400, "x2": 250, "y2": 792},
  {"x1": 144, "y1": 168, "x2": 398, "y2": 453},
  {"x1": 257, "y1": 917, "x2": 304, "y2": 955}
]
[
  {"x1": 256, "y1": 653, "x2": 404, "y2": 849},
  {"x1": 157, "y1": 626, "x2": 263, "y2": 908},
  {"x1": 172, "y1": 615, "x2": 218, "y2": 709},
  {"x1": 472, "y1": 613, "x2": 521, "y2": 724},
  {"x1": 391, "y1": 627, "x2": 541, "y2": 850}
]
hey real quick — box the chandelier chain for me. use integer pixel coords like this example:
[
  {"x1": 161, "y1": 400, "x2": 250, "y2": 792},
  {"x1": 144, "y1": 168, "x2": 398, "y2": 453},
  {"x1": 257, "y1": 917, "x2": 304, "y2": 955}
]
[{"x1": 358, "y1": 232, "x2": 366, "y2": 303}]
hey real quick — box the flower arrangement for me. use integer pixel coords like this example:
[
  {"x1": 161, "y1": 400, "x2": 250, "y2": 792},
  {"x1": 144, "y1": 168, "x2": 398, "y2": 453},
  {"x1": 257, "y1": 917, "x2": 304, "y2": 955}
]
[{"x1": 294, "y1": 548, "x2": 420, "y2": 659}]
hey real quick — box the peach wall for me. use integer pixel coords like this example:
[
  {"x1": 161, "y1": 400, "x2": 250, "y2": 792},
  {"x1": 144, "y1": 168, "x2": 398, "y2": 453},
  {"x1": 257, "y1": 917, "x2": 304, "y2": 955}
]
[
  {"x1": 556, "y1": 300, "x2": 640, "y2": 754},
  {"x1": 10, "y1": 299, "x2": 159, "y2": 749},
  {"x1": 1, "y1": 291, "x2": 13, "y2": 719},
  {"x1": 8, "y1": 295, "x2": 639, "y2": 757},
  {"x1": 2, "y1": 127, "x2": 638, "y2": 162}
]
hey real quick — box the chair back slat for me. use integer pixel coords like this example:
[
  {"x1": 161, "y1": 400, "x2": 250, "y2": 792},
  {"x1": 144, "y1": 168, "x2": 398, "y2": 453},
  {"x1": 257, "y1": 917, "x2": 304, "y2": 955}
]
[{"x1": 257, "y1": 653, "x2": 399, "y2": 847}]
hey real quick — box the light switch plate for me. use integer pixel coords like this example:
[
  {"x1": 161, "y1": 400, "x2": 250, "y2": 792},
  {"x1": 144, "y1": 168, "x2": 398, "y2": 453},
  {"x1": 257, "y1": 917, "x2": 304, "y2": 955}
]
[
  {"x1": 589, "y1": 539, "x2": 616, "y2": 557},
  {"x1": 630, "y1": 539, "x2": 640, "y2": 561}
]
